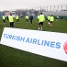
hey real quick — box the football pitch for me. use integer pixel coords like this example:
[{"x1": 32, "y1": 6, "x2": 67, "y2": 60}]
[{"x1": 0, "y1": 18, "x2": 67, "y2": 67}]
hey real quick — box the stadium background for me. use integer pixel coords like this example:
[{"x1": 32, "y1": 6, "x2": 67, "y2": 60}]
[{"x1": 0, "y1": 5, "x2": 67, "y2": 19}]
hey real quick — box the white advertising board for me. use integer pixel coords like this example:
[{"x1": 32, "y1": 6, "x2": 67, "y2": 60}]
[{"x1": 0, "y1": 27, "x2": 67, "y2": 62}]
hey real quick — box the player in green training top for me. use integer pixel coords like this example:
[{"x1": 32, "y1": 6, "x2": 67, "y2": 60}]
[
  {"x1": 37, "y1": 13, "x2": 45, "y2": 30},
  {"x1": 56, "y1": 16, "x2": 59, "y2": 21},
  {"x1": 15, "y1": 13, "x2": 19, "y2": 23},
  {"x1": 25, "y1": 14, "x2": 29, "y2": 23},
  {"x1": 8, "y1": 13, "x2": 14, "y2": 27},
  {"x1": 50, "y1": 15, "x2": 54, "y2": 27},
  {"x1": 2, "y1": 14, "x2": 6, "y2": 25},
  {"x1": 47, "y1": 15, "x2": 51, "y2": 26}
]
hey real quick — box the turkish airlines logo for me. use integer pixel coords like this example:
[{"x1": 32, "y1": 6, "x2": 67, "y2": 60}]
[{"x1": 63, "y1": 41, "x2": 67, "y2": 54}]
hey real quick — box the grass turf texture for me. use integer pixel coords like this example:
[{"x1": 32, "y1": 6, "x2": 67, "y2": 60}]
[{"x1": 0, "y1": 18, "x2": 67, "y2": 67}]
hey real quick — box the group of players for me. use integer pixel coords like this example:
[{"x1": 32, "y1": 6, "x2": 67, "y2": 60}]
[
  {"x1": 25, "y1": 13, "x2": 55, "y2": 30},
  {"x1": 2, "y1": 12, "x2": 58, "y2": 30},
  {"x1": 2, "y1": 13, "x2": 19, "y2": 27}
]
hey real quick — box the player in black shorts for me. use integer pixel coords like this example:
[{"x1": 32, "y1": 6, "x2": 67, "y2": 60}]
[{"x1": 2, "y1": 14, "x2": 6, "y2": 25}]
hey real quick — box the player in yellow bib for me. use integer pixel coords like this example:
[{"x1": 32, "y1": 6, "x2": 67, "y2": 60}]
[
  {"x1": 16, "y1": 13, "x2": 19, "y2": 23},
  {"x1": 56, "y1": 16, "x2": 59, "y2": 21},
  {"x1": 2, "y1": 14, "x2": 6, "y2": 25},
  {"x1": 37, "y1": 13, "x2": 45, "y2": 30},
  {"x1": 8, "y1": 13, "x2": 14, "y2": 27},
  {"x1": 47, "y1": 15, "x2": 51, "y2": 25},
  {"x1": 25, "y1": 14, "x2": 29, "y2": 23},
  {"x1": 50, "y1": 15, "x2": 54, "y2": 27}
]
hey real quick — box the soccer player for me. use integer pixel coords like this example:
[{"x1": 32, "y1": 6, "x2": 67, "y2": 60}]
[
  {"x1": 47, "y1": 15, "x2": 51, "y2": 26},
  {"x1": 25, "y1": 14, "x2": 29, "y2": 23},
  {"x1": 56, "y1": 16, "x2": 59, "y2": 21},
  {"x1": 2, "y1": 14, "x2": 6, "y2": 25},
  {"x1": 50, "y1": 15, "x2": 54, "y2": 27},
  {"x1": 37, "y1": 13, "x2": 40, "y2": 29},
  {"x1": 8, "y1": 13, "x2": 14, "y2": 27},
  {"x1": 29, "y1": 14, "x2": 33, "y2": 25},
  {"x1": 37, "y1": 13, "x2": 45, "y2": 30},
  {"x1": 15, "y1": 13, "x2": 19, "y2": 23}
]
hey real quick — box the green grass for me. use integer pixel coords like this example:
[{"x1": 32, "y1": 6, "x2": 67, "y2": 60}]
[{"x1": 0, "y1": 18, "x2": 67, "y2": 67}]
